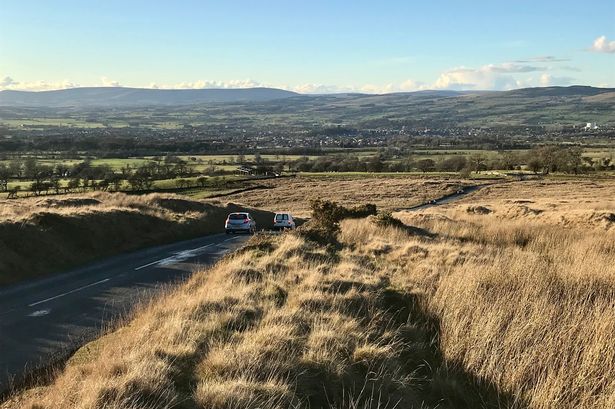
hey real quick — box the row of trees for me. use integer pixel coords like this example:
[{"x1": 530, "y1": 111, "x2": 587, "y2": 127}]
[
  {"x1": 0, "y1": 155, "x2": 228, "y2": 195},
  {"x1": 0, "y1": 155, "x2": 198, "y2": 181},
  {"x1": 287, "y1": 146, "x2": 614, "y2": 175}
]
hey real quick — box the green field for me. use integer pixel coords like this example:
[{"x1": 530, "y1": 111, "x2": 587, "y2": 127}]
[{"x1": 0, "y1": 147, "x2": 615, "y2": 198}]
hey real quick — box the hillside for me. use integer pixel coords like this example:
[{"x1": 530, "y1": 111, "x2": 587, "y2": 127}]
[
  {"x1": 0, "y1": 193, "x2": 273, "y2": 285},
  {"x1": 1, "y1": 86, "x2": 612, "y2": 127},
  {"x1": 4, "y1": 179, "x2": 615, "y2": 408},
  {"x1": 268, "y1": 86, "x2": 615, "y2": 127},
  {"x1": 0, "y1": 87, "x2": 298, "y2": 107}
]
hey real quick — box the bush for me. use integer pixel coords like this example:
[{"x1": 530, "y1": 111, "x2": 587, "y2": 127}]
[
  {"x1": 310, "y1": 200, "x2": 377, "y2": 225},
  {"x1": 372, "y1": 212, "x2": 407, "y2": 229},
  {"x1": 300, "y1": 200, "x2": 378, "y2": 245}
]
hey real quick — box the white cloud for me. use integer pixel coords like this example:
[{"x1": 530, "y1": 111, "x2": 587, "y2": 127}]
[
  {"x1": 514, "y1": 56, "x2": 570, "y2": 63},
  {"x1": 0, "y1": 76, "x2": 18, "y2": 87},
  {"x1": 0, "y1": 62, "x2": 583, "y2": 96},
  {"x1": 149, "y1": 79, "x2": 266, "y2": 90},
  {"x1": 433, "y1": 62, "x2": 577, "y2": 91},
  {"x1": 538, "y1": 73, "x2": 574, "y2": 87},
  {"x1": 397, "y1": 79, "x2": 426, "y2": 92},
  {"x1": 483, "y1": 63, "x2": 546, "y2": 73},
  {"x1": 292, "y1": 83, "x2": 352, "y2": 94},
  {"x1": 590, "y1": 35, "x2": 615, "y2": 53},
  {"x1": 100, "y1": 76, "x2": 122, "y2": 87},
  {"x1": 434, "y1": 66, "x2": 517, "y2": 90},
  {"x1": 0, "y1": 77, "x2": 79, "y2": 91},
  {"x1": 291, "y1": 80, "x2": 428, "y2": 94}
]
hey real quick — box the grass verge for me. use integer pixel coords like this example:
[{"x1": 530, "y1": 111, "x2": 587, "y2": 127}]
[{"x1": 0, "y1": 192, "x2": 273, "y2": 285}]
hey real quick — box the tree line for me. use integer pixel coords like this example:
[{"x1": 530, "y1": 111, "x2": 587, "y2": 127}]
[
  {"x1": 287, "y1": 146, "x2": 614, "y2": 175},
  {"x1": 0, "y1": 155, "x2": 227, "y2": 195}
]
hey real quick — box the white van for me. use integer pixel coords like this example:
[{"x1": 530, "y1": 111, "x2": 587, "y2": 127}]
[{"x1": 273, "y1": 212, "x2": 296, "y2": 230}]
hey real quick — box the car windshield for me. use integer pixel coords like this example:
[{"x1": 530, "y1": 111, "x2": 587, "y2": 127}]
[
  {"x1": 229, "y1": 214, "x2": 247, "y2": 220},
  {"x1": 276, "y1": 214, "x2": 288, "y2": 220}
]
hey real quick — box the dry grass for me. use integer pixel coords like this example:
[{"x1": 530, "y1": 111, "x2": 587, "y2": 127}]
[
  {"x1": 230, "y1": 175, "x2": 471, "y2": 217},
  {"x1": 4, "y1": 179, "x2": 615, "y2": 408},
  {"x1": 3, "y1": 227, "x2": 501, "y2": 408},
  {"x1": 452, "y1": 179, "x2": 615, "y2": 229},
  {"x1": 0, "y1": 192, "x2": 272, "y2": 285}
]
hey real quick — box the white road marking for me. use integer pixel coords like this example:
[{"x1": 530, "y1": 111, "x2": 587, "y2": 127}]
[
  {"x1": 133, "y1": 259, "x2": 161, "y2": 271},
  {"x1": 28, "y1": 278, "x2": 111, "y2": 307},
  {"x1": 134, "y1": 243, "x2": 215, "y2": 271},
  {"x1": 28, "y1": 309, "x2": 51, "y2": 317}
]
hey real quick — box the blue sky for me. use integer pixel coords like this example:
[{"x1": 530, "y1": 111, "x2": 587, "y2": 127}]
[{"x1": 1, "y1": 0, "x2": 614, "y2": 92}]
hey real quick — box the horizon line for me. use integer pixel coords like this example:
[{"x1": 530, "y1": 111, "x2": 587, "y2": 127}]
[{"x1": 0, "y1": 84, "x2": 610, "y2": 95}]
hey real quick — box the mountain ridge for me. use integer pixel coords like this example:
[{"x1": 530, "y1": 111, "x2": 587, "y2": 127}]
[{"x1": 0, "y1": 86, "x2": 299, "y2": 107}]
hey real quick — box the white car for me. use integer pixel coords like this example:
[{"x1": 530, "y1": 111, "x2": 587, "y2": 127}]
[
  {"x1": 273, "y1": 212, "x2": 296, "y2": 230},
  {"x1": 225, "y1": 212, "x2": 256, "y2": 234}
]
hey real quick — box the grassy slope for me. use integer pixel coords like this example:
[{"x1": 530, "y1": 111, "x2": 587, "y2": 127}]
[
  {"x1": 3, "y1": 227, "x2": 510, "y2": 409},
  {"x1": 5, "y1": 180, "x2": 615, "y2": 408},
  {"x1": 3, "y1": 86, "x2": 615, "y2": 130},
  {"x1": 0, "y1": 192, "x2": 273, "y2": 285}
]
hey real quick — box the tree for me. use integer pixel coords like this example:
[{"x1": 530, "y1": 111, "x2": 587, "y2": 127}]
[
  {"x1": 499, "y1": 151, "x2": 522, "y2": 170},
  {"x1": 0, "y1": 164, "x2": 10, "y2": 192},
  {"x1": 9, "y1": 159, "x2": 22, "y2": 178},
  {"x1": 416, "y1": 159, "x2": 436, "y2": 173},
  {"x1": 196, "y1": 176, "x2": 208, "y2": 187},
  {"x1": 30, "y1": 181, "x2": 51, "y2": 196},
  {"x1": 110, "y1": 174, "x2": 123, "y2": 191},
  {"x1": 24, "y1": 158, "x2": 38, "y2": 179},
  {"x1": 175, "y1": 178, "x2": 191, "y2": 188},
  {"x1": 527, "y1": 158, "x2": 543, "y2": 174},
  {"x1": 561, "y1": 147, "x2": 583, "y2": 174},
  {"x1": 97, "y1": 179, "x2": 110, "y2": 191},
  {"x1": 49, "y1": 177, "x2": 62, "y2": 194},
  {"x1": 437, "y1": 156, "x2": 467, "y2": 172},
  {"x1": 7, "y1": 186, "x2": 20, "y2": 199},
  {"x1": 366, "y1": 155, "x2": 384, "y2": 172},
  {"x1": 528, "y1": 146, "x2": 583, "y2": 175},
  {"x1": 468, "y1": 154, "x2": 487, "y2": 173},
  {"x1": 67, "y1": 178, "x2": 81, "y2": 192}
]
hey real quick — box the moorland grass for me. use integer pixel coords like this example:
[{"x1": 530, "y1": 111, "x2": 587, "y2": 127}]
[{"x1": 4, "y1": 180, "x2": 615, "y2": 408}]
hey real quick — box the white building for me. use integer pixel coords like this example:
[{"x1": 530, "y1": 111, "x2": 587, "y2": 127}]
[{"x1": 585, "y1": 122, "x2": 598, "y2": 130}]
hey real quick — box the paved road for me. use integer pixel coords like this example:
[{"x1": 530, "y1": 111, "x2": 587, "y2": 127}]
[
  {"x1": 398, "y1": 183, "x2": 489, "y2": 212},
  {"x1": 0, "y1": 233, "x2": 250, "y2": 392}
]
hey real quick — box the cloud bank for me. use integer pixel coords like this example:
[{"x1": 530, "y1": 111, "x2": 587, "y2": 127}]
[
  {"x1": 0, "y1": 57, "x2": 583, "y2": 94},
  {"x1": 0, "y1": 76, "x2": 80, "y2": 91},
  {"x1": 590, "y1": 35, "x2": 615, "y2": 53}
]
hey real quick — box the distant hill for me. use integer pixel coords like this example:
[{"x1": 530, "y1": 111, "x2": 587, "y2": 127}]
[
  {"x1": 0, "y1": 86, "x2": 613, "y2": 126},
  {"x1": 276, "y1": 86, "x2": 615, "y2": 127},
  {"x1": 504, "y1": 85, "x2": 612, "y2": 98},
  {"x1": 0, "y1": 87, "x2": 299, "y2": 107}
]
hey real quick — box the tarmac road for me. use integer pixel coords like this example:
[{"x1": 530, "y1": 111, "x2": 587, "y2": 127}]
[{"x1": 0, "y1": 232, "x2": 250, "y2": 392}]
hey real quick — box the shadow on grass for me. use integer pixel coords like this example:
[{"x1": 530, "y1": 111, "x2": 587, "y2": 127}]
[
  {"x1": 382, "y1": 288, "x2": 526, "y2": 409},
  {"x1": 294, "y1": 284, "x2": 527, "y2": 409}
]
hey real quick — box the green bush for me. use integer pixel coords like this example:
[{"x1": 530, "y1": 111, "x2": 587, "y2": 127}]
[
  {"x1": 299, "y1": 200, "x2": 378, "y2": 245},
  {"x1": 372, "y1": 212, "x2": 406, "y2": 229}
]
